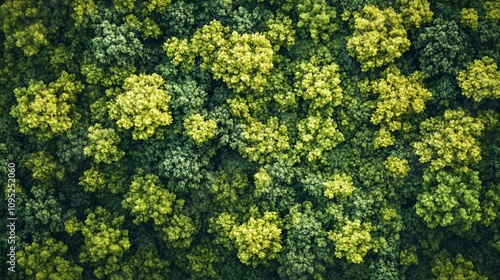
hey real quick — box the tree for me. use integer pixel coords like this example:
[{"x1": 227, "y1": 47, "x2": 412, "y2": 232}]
[
  {"x1": 412, "y1": 109, "x2": 484, "y2": 171},
  {"x1": 108, "y1": 73, "x2": 173, "y2": 140},
  {"x1": 17, "y1": 238, "x2": 83, "y2": 280},
  {"x1": 26, "y1": 151, "x2": 65, "y2": 182},
  {"x1": 184, "y1": 113, "x2": 218, "y2": 145},
  {"x1": 83, "y1": 124, "x2": 125, "y2": 164},
  {"x1": 457, "y1": 56, "x2": 500, "y2": 102},
  {"x1": 296, "y1": 0, "x2": 338, "y2": 43},
  {"x1": 229, "y1": 211, "x2": 283, "y2": 267},
  {"x1": 414, "y1": 18, "x2": 464, "y2": 77},
  {"x1": 347, "y1": 5, "x2": 410, "y2": 71},
  {"x1": 431, "y1": 251, "x2": 487, "y2": 280},
  {"x1": 328, "y1": 218, "x2": 374, "y2": 264},
  {"x1": 415, "y1": 168, "x2": 482, "y2": 233},
  {"x1": 10, "y1": 71, "x2": 84, "y2": 140},
  {"x1": 0, "y1": 0, "x2": 51, "y2": 56},
  {"x1": 396, "y1": 0, "x2": 433, "y2": 29},
  {"x1": 360, "y1": 65, "x2": 432, "y2": 147},
  {"x1": 121, "y1": 174, "x2": 176, "y2": 225},
  {"x1": 65, "y1": 207, "x2": 131, "y2": 278}
]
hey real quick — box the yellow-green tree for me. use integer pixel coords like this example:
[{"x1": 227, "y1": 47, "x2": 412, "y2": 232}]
[
  {"x1": 229, "y1": 212, "x2": 283, "y2": 267},
  {"x1": 84, "y1": 124, "x2": 125, "y2": 164},
  {"x1": 108, "y1": 73, "x2": 173, "y2": 140},
  {"x1": 11, "y1": 71, "x2": 84, "y2": 140},
  {"x1": 412, "y1": 109, "x2": 485, "y2": 171},
  {"x1": 347, "y1": 5, "x2": 410, "y2": 71},
  {"x1": 360, "y1": 65, "x2": 432, "y2": 147},
  {"x1": 183, "y1": 114, "x2": 218, "y2": 145},
  {"x1": 17, "y1": 238, "x2": 83, "y2": 280},
  {"x1": 457, "y1": 56, "x2": 500, "y2": 102},
  {"x1": 396, "y1": 0, "x2": 433, "y2": 29},
  {"x1": 328, "y1": 218, "x2": 374, "y2": 264},
  {"x1": 122, "y1": 174, "x2": 176, "y2": 225}
]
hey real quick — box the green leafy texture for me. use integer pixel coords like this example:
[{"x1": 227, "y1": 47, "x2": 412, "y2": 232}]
[
  {"x1": 159, "y1": 142, "x2": 213, "y2": 192},
  {"x1": 21, "y1": 185, "x2": 66, "y2": 242},
  {"x1": 83, "y1": 124, "x2": 125, "y2": 164},
  {"x1": 278, "y1": 202, "x2": 331, "y2": 279},
  {"x1": 323, "y1": 173, "x2": 355, "y2": 200},
  {"x1": 91, "y1": 20, "x2": 143, "y2": 67},
  {"x1": 184, "y1": 113, "x2": 218, "y2": 145},
  {"x1": 414, "y1": 18, "x2": 464, "y2": 77},
  {"x1": 328, "y1": 218, "x2": 374, "y2": 264},
  {"x1": 294, "y1": 113, "x2": 345, "y2": 162},
  {"x1": 26, "y1": 151, "x2": 65, "y2": 182},
  {"x1": 165, "y1": 20, "x2": 274, "y2": 93},
  {"x1": 361, "y1": 65, "x2": 432, "y2": 147},
  {"x1": 157, "y1": 209, "x2": 197, "y2": 249},
  {"x1": 399, "y1": 246, "x2": 419, "y2": 268},
  {"x1": 412, "y1": 109, "x2": 485, "y2": 171},
  {"x1": 293, "y1": 60, "x2": 343, "y2": 111},
  {"x1": 396, "y1": 0, "x2": 433, "y2": 29},
  {"x1": 17, "y1": 238, "x2": 83, "y2": 280},
  {"x1": 347, "y1": 5, "x2": 410, "y2": 71},
  {"x1": 66, "y1": 207, "x2": 131, "y2": 278},
  {"x1": 10, "y1": 71, "x2": 84, "y2": 140},
  {"x1": 229, "y1": 211, "x2": 283, "y2": 267},
  {"x1": 79, "y1": 163, "x2": 128, "y2": 194},
  {"x1": 186, "y1": 241, "x2": 224, "y2": 279},
  {"x1": 296, "y1": 0, "x2": 338, "y2": 43},
  {"x1": 209, "y1": 168, "x2": 249, "y2": 209},
  {"x1": 265, "y1": 13, "x2": 296, "y2": 51},
  {"x1": 415, "y1": 168, "x2": 482, "y2": 233},
  {"x1": 485, "y1": 0, "x2": 500, "y2": 20},
  {"x1": 108, "y1": 73, "x2": 173, "y2": 140},
  {"x1": 122, "y1": 173, "x2": 176, "y2": 225},
  {"x1": 460, "y1": 8, "x2": 479, "y2": 29},
  {"x1": 431, "y1": 251, "x2": 488, "y2": 280},
  {"x1": 457, "y1": 56, "x2": 500, "y2": 102},
  {"x1": 65, "y1": 0, "x2": 97, "y2": 24},
  {"x1": 384, "y1": 156, "x2": 410, "y2": 179},
  {"x1": 0, "y1": 0, "x2": 50, "y2": 56},
  {"x1": 239, "y1": 116, "x2": 292, "y2": 164},
  {"x1": 117, "y1": 242, "x2": 170, "y2": 280},
  {"x1": 210, "y1": 31, "x2": 274, "y2": 93}
]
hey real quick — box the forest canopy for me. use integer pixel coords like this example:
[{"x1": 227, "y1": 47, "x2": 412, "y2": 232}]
[{"x1": 1, "y1": 0, "x2": 499, "y2": 279}]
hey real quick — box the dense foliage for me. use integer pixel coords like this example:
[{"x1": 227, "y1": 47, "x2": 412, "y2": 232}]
[{"x1": 1, "y1": 0, "x2": 499, "y2": 279}]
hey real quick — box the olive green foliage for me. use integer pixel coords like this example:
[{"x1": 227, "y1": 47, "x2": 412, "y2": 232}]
[
  {"x1": 84, "y1": 124, "x2": 125, "y2": 164},
  {"x1": 26, "y1": 151, "x2": 65, "y2": 182},
  {"x1": 431, "y1": 251, "x2": 488, "y2": 280},
  {"x1": 0, "y1": 0, "x2": 50, "y2": 56},
  {"x1": 122, "y1": 174, "x2": 176, "y2": 225},
  {"x1": 413, "y1": 109, "x2": 484, "y2": 171},
  {"x1": 66, "y1": 207, "x2": 131, "y2": 278},
  {"x1": 415, "y1": 168, "x2": 482, "y2": 232},
  {"x1": 183, "y1": 113, "x2": 218, "y2": 144},
  {"x1": 396, "y1": 0, "x2": 433, "y2": 28},
  {"x1": 229, "y1": 212, "x2": 283, "y2": 267},
  {"x1": 328, "y1": 218, "x2": 374, "y2": 264},
  {"x1": 460, "y1": 8, "x2": 479, "y2": 29},
  {"x1": 361, "y1": 65, "x2": 432, "y2": 147},
  {"x1": 296, "y1": 0, "x2": 338, "y2": 43},
  {"x1": 323, "y1": 173, "x2": 355, "y2": 200},
  {"x1": 457, "y1": 56, "x2": 500, "y2": 102},
  {"x1": 347, "y1": 5, "x2": 411, "y2": 71},
  {"x1": 164, "y1": 20, "x2": 274, "y2": 93},
  {"x1": 17, "y1": 238, "x2": 83, "y2": 280},
  {"x1": 3, "y1": 0, "x2": 500, "y2": 279},
  {"x1": 10, "y1": 71, "x2": 84, "y2": 140},
  {"x1": 108, "y1": 73, "x2": 173, "y2": 140},
  {"x1": 415, "y1": 18, "x2": 464, "y2": 77}
]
